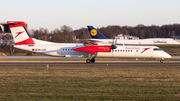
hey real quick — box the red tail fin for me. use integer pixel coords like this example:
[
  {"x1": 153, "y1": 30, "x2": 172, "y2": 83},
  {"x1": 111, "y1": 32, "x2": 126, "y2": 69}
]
[{"x1": 7, "y1": 21, "x2": 35, "y2": 45}]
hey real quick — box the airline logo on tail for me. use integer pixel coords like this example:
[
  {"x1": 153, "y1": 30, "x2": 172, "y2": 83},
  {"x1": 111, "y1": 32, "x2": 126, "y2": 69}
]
[
  {"x1": 7, "y1": 21, "x2": 35, "y2": 45},
  {"x1": 90, "y1": 29, "x2": 97, "y2": 36},
  {"x1": 15, "y1": 31, "x2": 24, "y2": 38},
  {"x1": 87, "y1": 26, "x2": 107, "y2": 39}
]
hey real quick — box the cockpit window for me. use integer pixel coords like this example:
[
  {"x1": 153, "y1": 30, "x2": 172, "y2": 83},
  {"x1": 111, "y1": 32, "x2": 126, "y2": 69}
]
[{"x1": 153, "y1": 48, "x2": 162, "y2": 51}]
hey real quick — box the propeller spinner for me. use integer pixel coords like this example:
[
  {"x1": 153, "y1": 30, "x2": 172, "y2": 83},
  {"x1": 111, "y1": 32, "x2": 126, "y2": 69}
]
[{"x1": 111, "y1": 45, "x2": 117, "y2": 49}]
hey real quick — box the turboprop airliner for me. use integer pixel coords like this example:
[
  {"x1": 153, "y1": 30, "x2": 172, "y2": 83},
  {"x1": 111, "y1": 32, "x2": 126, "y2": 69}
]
[
  {"x1": 7, "y1": 21, "x2": 171, "y2": 63},
  {"x1": 87, "y1": 26, "x2": 180, "y2": 45}
]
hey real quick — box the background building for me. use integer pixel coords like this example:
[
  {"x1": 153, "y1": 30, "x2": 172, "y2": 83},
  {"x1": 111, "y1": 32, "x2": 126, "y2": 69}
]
[{"x1": 115, "y1": 34, "x2": 139, "y2": 39}]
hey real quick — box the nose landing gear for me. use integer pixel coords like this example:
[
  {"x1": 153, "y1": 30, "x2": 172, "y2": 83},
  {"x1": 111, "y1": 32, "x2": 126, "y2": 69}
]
[{"x1": 160, "y1": 59, "x2": 164, "y2": 63}]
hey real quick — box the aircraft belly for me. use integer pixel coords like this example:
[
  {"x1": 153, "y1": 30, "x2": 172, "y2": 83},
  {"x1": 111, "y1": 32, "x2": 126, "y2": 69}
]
[
  {"x1": 42, "y1": 52, "x2": 64, "y2": 57},
  {"x1": 14, "y1": 45, "x2": 64, "y2": 57},
  {"x1": 113, "y1": 52, "x2": 135, "y2": 58},
  {"x1": 62, "y1": 51, "x2": 88, "y2": 55},
  {"x1": 96, "y1": 52, "x2": 112, "y2": 57}
]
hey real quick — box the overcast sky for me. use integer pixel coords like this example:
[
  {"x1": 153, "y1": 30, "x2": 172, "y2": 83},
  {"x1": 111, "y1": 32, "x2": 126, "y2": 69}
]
[{"x1": 1, "y1": 0, "x2": 180, "y2": 31}]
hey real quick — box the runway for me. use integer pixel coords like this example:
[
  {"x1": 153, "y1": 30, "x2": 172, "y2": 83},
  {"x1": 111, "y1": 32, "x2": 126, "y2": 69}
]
[
  {"x1": 0, "y1": 56, "x2": 60, "y2": 59},
  {"x1": 0, "y1": 56, "x2": 179, "y2": 66},
  {"x1": 0, "y1": 62, "x2": 180, "y2": 66},
  {"x1": 0, "y1": 56, "x2": 180, "y2": 59}
]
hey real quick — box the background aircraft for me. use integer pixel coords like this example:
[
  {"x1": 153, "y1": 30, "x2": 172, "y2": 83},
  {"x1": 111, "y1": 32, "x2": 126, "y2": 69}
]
[
  {"x1": 7, "y1": 21, "x2": 171, "y2": 63},
  {"x1": 87, "y1": 26, "x2": 180, "y2": 45}
]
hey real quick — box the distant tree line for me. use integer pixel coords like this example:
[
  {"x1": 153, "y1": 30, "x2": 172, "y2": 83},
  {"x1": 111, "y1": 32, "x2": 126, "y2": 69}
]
[
  {"x1": 74, "y1": 24, "x2": 180, "y2": 39},
  {"x1": 29, "y1": 23, "x2": 180, "y2": 42},
  {"x1": 30, "y1": 25, "x2": 74, "y2": 43}
]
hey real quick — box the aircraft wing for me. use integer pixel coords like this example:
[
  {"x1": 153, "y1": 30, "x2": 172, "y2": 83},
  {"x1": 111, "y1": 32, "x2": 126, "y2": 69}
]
[{"x1": 73, "y1": 41, "x2": 116, "y2": 54}]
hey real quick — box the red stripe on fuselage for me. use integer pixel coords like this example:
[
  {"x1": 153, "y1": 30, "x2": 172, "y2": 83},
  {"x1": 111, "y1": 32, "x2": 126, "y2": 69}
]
[{"x1": 15, "y1": 38, "x2": 35, "y2": 45}]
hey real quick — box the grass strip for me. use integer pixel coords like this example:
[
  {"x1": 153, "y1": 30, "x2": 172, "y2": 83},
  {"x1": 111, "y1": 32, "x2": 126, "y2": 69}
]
[{"x1": 0, "y1": 65, "x2": 180, "y2": 100}]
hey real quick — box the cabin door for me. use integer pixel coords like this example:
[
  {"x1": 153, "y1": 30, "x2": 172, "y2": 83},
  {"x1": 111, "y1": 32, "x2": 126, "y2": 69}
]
[{"x1": 135, "y1": 50, "x2": 139, "y2": 57}]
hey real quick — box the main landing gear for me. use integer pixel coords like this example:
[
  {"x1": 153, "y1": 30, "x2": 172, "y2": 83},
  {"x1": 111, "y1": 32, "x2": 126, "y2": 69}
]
[
  {"x1": 86, "y1": 58, "x2": 95, "y2": 63},
  {"x1": 86, "y1": 54, "x2": 96, "y2": 63}
]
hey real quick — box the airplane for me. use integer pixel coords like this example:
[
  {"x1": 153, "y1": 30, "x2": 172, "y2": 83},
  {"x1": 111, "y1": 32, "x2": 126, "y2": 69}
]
[
  {"x1": 7, "y1": 21, "x2": 171, "y2": 63},
  {"x1": 87, "y1": 26, "x2": 180, "y2": 45}
]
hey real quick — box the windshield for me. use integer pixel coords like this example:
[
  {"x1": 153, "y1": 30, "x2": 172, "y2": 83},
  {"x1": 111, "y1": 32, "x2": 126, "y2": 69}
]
[{"x1": 153, "y1": 48, "x2": 162, "y2": 51}]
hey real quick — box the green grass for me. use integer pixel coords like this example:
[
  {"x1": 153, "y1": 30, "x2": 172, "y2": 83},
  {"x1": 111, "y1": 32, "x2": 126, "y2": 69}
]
[{"x1": 0, "y1": 65, "x2": 180, "y2": 100}]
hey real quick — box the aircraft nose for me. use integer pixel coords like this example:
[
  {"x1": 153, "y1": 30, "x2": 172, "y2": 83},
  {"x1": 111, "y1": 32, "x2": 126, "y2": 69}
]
[{"x1": 163, "y1": 52, "x2": 171, "y2": 58}]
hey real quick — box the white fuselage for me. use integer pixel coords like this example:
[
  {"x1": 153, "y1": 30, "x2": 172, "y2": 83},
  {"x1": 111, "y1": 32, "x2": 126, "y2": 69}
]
[{"x1": 14, "y1": 39, "x2": 171, "y2": 59}]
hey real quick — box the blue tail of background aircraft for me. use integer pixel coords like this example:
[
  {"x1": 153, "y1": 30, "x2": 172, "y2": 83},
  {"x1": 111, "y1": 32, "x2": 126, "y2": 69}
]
[{"x1": 87, "y1": 26, "x2": 107, "y2": 39}]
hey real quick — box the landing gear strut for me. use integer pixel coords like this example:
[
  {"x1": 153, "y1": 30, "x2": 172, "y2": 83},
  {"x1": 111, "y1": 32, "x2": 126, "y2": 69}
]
[
  {"x1": 160, "y1": 59, "x2": 164, "y2": 63},
  {"x1": 86, "y1": 54, "x2": 96, "y2": 63}
]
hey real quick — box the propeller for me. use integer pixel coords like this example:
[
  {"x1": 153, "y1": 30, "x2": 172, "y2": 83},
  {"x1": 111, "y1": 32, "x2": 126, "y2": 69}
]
[
  {"x1": 111, "y1": 45, "x2": 117, "y2": 49},
  {"x1": 111, "y1": 39, "x2": 117, "y2": 53}
]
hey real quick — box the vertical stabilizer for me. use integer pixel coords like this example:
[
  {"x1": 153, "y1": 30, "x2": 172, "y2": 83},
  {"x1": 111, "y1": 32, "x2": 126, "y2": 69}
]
[
  {"x1": 7, "y1": 21, "x2": 35, "y2": 45},
  {"x1": 87, "y1": 26, "x2": 107, "y2": 39}
]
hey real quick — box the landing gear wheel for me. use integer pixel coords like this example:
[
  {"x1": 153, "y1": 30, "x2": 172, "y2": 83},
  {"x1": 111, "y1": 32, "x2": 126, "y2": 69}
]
[
  {"x1": 160, "y1": 59, "x2": 163, "y2": 63},
  {"x1": 90, "y1": 59, "x2": 95, "y2": 63},
  {"x1": 86, "y1": 59, "x2": 91, "y2": 63}
]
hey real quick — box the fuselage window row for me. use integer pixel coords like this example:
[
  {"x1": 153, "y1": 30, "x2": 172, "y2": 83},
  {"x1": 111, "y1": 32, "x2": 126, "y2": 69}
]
[
  {"x1": 62, "y1": 49, "x2": 134, "y2": 52},
  {"x1": 63, "y1": 48, "x2": 73, "y2": 51},
  {"x1": 113, "y1": 50, "x2": 133, "y2": 52}
]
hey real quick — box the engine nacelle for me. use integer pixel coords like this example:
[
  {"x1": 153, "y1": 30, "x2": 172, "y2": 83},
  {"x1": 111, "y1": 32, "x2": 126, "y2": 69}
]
[{"x1": 73, "y1": 45, "x2": 112, "y2": 54}]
